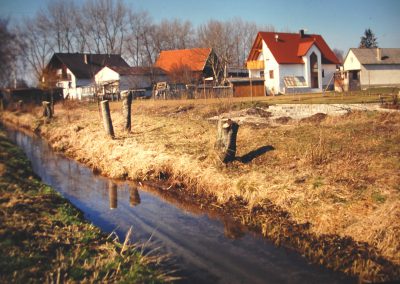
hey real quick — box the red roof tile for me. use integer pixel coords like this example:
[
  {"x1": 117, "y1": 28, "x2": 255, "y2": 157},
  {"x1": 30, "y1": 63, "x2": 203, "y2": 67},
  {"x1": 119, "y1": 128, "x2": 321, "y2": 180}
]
[
  {"x1": 248, "y1": 32, "x2": 340, "y2": 65},
  {"x1": 155, "y1": 48, "x2": 212, "y2": 73}
]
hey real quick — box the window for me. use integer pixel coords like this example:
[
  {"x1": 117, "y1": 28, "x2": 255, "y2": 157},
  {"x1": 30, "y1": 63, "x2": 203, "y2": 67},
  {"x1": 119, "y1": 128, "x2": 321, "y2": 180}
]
[
  {"x1": 269, "y1": 70, "x2": 274, "y2": 79},
  {"x1": 322, "y1": 69, "x2": 325, "y2": 78},
  {"x1": 260, "y1": 71, "x2": 264, "y2": 78}
]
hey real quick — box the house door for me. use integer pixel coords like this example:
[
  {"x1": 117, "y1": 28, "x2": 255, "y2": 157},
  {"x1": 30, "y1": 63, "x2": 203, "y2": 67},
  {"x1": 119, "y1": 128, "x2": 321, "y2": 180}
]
[
  {"x1": 348, "y1": 70, "x2": 361, "y2": 90},
  {"x1": 310, "y1": 52, "x2": 319, "y2": 88}
]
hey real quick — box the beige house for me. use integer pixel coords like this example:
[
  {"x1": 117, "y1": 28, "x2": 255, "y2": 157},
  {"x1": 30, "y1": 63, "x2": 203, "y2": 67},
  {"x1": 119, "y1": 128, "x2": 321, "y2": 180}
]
[{"x1": 343, "y1": 48, "x2": 400, "y2": 90}]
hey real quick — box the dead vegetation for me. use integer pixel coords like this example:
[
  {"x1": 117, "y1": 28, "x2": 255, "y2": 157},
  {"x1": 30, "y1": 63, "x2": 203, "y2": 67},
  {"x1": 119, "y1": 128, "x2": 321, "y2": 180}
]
[
  {"x1": 1, "y1": 98, "x2": 400, "y2": 282},
  {"x1": 0, "y1": 130, "x2": 172, "y2": 283}
]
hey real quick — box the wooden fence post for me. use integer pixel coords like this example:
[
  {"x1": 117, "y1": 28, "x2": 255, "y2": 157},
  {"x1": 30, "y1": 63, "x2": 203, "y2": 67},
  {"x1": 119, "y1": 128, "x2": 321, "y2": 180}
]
[
  {"x1": 215, "y1": 118, "x2": 239, "y2": 163},
  {"x1": 121, "y1": 91, "x2": 133, "y2": 132},
  {"x1": 42, "y1": 101, "x2": 52, "y2": 118},
  {"x1": 100, "y1": 100, "x2": 115, "y2": 138}
]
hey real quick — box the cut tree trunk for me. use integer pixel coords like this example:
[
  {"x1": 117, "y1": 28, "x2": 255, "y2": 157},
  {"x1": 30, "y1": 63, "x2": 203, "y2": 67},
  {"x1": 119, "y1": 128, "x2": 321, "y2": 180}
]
[
  {"x1": 121, "y1": 91, "x2": 133, "y2": 132},
  {"x1": 100, "y1": 100, "x2": 115, "y2": 138},
  {"x1": 215, "y1": 118, "x2": 239, "y2": 163},
  {"x1": 42, "y1": 101, "x2": 52, "y2": 118}
]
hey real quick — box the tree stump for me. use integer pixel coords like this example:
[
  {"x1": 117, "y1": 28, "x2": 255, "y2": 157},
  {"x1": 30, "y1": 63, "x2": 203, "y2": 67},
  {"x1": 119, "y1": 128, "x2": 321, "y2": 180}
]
[
  {"x1": 100, "y1": 100, "x2": 115, "y2": 138},
  {"x1": 42, "y1": 101, "x2": 52, "y2": 118},
  {"x1": 121, "y1": 91, "x2": 133, "y2": 132},
  {"x1": 17, "y1": 100, "x2": 23, "y2": 110},
  {"x1": 108, "y1": 181, "x2": 118, "y2": 209},
  {"x1": 215, "y1": 118, "x2": 239, "y2": 163}
]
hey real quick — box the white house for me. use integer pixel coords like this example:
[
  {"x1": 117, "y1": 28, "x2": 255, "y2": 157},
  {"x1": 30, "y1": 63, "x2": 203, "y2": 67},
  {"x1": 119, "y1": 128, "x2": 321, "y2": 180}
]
[
  {"x1": 95, "y1": 66, "x2": 167, "y2": 97},
  {"x1": 343, "y1": 48, "x2": 400, "y2": 90},
  {"x1": 44, "y1": 53, "x2": 130, "y2": 100},
  {"x1": 247, "y1": 30, "x2": 340, "y2": 95}
]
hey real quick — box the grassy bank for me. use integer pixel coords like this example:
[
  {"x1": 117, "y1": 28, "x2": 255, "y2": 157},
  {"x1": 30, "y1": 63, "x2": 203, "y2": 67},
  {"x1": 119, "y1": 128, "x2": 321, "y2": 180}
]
[
  {"x1": 0, "y1": 129, "x2": 170, "y2": 283},
  {"x1": 1, "y1": 96, "x2": 400, "y2": 282}
]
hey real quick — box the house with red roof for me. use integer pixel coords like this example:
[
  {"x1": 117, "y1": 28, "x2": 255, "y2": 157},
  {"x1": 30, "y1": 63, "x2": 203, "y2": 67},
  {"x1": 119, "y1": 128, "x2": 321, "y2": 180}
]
[
  {"x1": 247, "y1": 30, "x2": 340, "y2": 95},
  {"x1": 155, "y1": 48, "x2": 219, "y2": 84}
]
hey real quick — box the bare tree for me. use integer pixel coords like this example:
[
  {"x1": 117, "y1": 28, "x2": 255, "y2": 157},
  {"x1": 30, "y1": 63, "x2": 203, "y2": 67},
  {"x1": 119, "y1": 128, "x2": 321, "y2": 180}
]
[
  {"x1": 152, "y1": 19, "x2": 194, "y2": 54},
  {"x1": 333, "y1": 48, "x2": 344, "y2": 64},
  {"x1": 124, "y1": 11, "x2": 156, "y2": 66},
  {"x1": 0, "y1": 18, "x2": 23, "y2": 88},
  {"x1": 84, "y1": 0, "x2": 128, "y2": 54},
  {"x1": 39, "y1": 0, "x2": 76, "y2": 53},
  {"x1": 18, "y1": 15, "x2": 54, "y2": 84}
]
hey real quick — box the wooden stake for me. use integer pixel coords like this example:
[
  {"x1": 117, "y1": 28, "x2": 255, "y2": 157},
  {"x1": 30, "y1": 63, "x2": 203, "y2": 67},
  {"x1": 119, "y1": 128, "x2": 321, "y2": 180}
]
[
  {"x1": 121, "y1": 91, "x2": 133, "y2": 132},
  {"x1": 216, "y1": 118, "x2": 239, "y2": 163},
  {"x1": 42, "y1": 101, "x2": 52, "y2": 118},
  {"x1": 100, "y1": 100, "x2": 115, "y2": 138}
]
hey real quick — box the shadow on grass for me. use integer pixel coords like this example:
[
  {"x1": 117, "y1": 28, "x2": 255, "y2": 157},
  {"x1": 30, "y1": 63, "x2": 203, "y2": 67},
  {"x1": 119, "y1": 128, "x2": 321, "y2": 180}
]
[{"x1": 237, "y1": 145, "x2": 275, "y2": 164}]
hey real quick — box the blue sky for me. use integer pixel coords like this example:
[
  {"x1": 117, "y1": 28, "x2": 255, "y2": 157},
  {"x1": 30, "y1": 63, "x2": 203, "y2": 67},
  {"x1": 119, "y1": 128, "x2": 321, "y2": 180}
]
[{"x1": 1, "y1": 0, "x2": 399, "y2": 53}]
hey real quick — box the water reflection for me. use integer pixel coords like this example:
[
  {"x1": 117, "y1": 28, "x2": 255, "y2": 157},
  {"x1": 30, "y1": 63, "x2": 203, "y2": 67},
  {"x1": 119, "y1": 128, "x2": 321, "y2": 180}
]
[
  {"x1": 108, "y1": 181, "x2": 118, "y2": 209},
  {"x1": 223, "y1": 218, "x2": 246, "y2": 240},
  {"x1": 129, "y1": 187, "x2": 141, "y2": 207}
]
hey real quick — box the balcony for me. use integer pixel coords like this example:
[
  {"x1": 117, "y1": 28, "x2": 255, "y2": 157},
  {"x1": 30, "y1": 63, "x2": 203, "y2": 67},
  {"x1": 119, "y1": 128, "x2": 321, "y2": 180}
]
[{"x1": 246, "y1": 60, "x2": 264, "y2": 70}]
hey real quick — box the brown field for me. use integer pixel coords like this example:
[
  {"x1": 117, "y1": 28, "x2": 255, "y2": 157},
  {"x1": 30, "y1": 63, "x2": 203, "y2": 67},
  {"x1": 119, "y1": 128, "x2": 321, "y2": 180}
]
[{"x1": 2, "y1": 93, "x2": 400, "y2": 282}]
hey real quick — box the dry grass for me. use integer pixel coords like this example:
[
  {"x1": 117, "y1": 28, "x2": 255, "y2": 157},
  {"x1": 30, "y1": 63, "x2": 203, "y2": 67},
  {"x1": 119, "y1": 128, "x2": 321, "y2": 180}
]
[{"x1": 2, "y1": 98, "x2": 400, "y2": 282}]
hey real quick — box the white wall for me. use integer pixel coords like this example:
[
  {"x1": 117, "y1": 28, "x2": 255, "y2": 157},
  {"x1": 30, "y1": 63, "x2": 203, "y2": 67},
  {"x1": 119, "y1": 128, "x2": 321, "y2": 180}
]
[
  {"x1": 322, "y1": 64, "x2": 337, "y2": 88},
  {"x1": 279, "y1": 64, "x2": 304, "y2": 93},
  {"x1": 304, "y1": 45, "x2": 322, "y2": 91},
  {"x1": 343, "y1": 50, "x2": 361, "y2": 71},
  {"x1": 95, "y1": 67, "x2": 120, "y2": 83},
  {"x1": 360, "y1": 64, "x2": 400, "y2": 87},
  {"x1": 262, "y1": 40, "x2": 280, "y2": 94}
]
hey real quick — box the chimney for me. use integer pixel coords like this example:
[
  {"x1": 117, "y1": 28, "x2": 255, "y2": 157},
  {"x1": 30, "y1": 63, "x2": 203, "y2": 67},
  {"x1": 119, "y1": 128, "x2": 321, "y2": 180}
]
[
  {"x1": 84, "y1": 54, "x2": 88, "y2": 64},
  {"x1": 275, "y1": 34, "x2": 279, "y2": 42},
  {"x1": 376, "y1": 48, "x2": 381, "y2": 61},
  {"x1": 299, "y1": 29, "x2": 305, "y2": 38}
]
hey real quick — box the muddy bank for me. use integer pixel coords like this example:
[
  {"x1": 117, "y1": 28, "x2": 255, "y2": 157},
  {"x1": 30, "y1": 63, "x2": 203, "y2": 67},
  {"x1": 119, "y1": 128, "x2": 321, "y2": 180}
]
[
  {"x1": 0, "y1": 128, "x2": 170, "y2": 283},
  {"x1": 1, "y1": 103, "x2": 400, "y2": 282}
]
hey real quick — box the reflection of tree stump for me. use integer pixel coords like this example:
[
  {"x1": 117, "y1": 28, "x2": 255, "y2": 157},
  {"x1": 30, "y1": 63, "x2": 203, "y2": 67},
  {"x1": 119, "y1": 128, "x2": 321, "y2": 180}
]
[
  {"x1": 129, "y1": 187, "x2": 141, "y2": 207},
  {"x1": 215, "y1": 118, "x2": 239, "y2": 163},
  {"x1": 223, "y1": 219, "x2": 245, "y2": 239},
  {"x1": 101, "y1": 100, "x2": 115, "y2": 138},
  {"x1": 121, "y1": 91, "x2": 133, "y2": 132},
  {"x1": 42, "y1": 101, "x2": 52, "y2": 118},
  {"x1": 108, "y1": 181, "x2": 118, "y2": 209}
]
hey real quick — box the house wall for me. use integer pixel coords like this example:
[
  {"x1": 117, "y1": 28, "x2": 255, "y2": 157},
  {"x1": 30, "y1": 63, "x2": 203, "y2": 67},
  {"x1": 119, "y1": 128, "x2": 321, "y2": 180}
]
[
  {"x1": 322, "y1": 64, "x2": 337, "y2": 89},
  {"x1": 303, "y1": 45, "x2": 322, "y2": 91},
  {"x1": 262, "y1": 40, "x2": 280, "y2": 94},
  {"x1": 343, "y1": 50, "x2": 361, "y2": 71},
  {"x1": 279, "y1": 64, "x2": 304, "y2": 93},
  {"x1": 120, "y1": 75, "x2": 150, "y2": 91},
  {"x1": 360, "y1": 64, "x2": 400, "y2": 88},
  {"x1": 95, "y1": 67, "x2": 120, "y2": 83}
]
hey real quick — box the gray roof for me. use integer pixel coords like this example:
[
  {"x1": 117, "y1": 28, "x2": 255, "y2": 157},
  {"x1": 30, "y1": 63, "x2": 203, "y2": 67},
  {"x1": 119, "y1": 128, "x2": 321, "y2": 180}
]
[
  {"x1": 48, "y1": 53, "x2": 130, "y2": 79},
  {"x1": 350, "y1": 48, "x2": 400, "y2": 65}
]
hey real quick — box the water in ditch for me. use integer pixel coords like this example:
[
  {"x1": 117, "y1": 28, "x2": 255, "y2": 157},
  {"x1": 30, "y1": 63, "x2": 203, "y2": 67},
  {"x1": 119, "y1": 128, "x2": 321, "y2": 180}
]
[{"x1": 5, "y1": 127, "x2": 354, "y2": 284}]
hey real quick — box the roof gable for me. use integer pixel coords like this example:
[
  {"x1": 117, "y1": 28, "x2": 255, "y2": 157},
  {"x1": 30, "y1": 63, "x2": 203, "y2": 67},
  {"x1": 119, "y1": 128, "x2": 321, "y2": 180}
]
[
  {"x1": 348, "y1": 48, "x2": 400, "y2": 65},
  {"x1": 48, "y1": 53, "x2": 129, "y2": 79},
  {"x1": 155, "y1": 48, "x2": 212, "y2": 73},
  {"x1": 248, "y1": 32, "x2": 340, "y2": 65}
]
